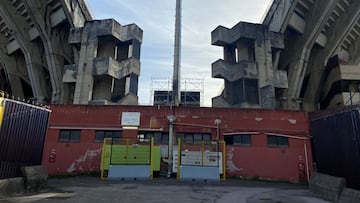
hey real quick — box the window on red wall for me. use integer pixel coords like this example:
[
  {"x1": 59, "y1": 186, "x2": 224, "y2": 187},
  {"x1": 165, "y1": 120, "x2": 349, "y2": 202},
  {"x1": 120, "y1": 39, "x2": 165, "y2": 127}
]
[
  {"x1": 267, "y1": 135, "x2": 289, "y2": 147},
  {"x1": 224, "y1": 134, "x2": 252, "y2": 146},
  {"x1": 140, "y1": 132, "x2": 168, "y2": 144},
  {"x1": 176, "y1": 133, "x2": 211, "y2": 144},
  {"x1": 95, "y1": 130, "x2": 122, "y2": 142},
  {"x1": 59, "y1": 130, "x2": 81, "y2": 142}
]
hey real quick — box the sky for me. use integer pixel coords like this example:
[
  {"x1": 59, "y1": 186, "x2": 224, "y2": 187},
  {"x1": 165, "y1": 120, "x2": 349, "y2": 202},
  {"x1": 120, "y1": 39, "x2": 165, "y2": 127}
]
[{"x1": 86, "y1": 0, "x2": 273, "y2": 106}]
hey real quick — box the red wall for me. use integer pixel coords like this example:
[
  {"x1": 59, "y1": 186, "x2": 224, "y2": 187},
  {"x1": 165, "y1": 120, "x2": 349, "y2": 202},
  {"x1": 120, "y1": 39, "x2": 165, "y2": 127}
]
[
  {"x1": 226, "y1": 136, "x2": 311, "y2": 182},
  {"x1": 43, "y1": 105, "x2": 312, "y2": 182}
]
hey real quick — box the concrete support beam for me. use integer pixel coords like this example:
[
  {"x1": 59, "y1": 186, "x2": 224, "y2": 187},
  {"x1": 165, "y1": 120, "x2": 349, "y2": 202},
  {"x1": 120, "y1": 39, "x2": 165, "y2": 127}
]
[
  {"x1": 315, "y1": 32, "x2": 327, "y2": 47},
  {"x1": 6, "y1": 39, "x2": 21, "y2": 55},
  {"x1": 24, "y1": 0, "x2": 78, "y2": 103},
  {"x1": 288, "y1": 12, "x2": 306, "y2": 34},
  {"x1": 322, "y1": 64, "x2": 360, "y2": 100},
  {"x1": 28, "y1": 27, "x2": 40, "y2": 41},
  {"x1": 347, "y1": 22, "x2": 360, "y2": 64},
  {"x1": 212, "y1": 59, "x2": 258, "y2": 81},
  {"x1": 50, "y1": 8, "x2": 67, "y2": 28},
  {"x1": 0, "y1": 47, "x2": 24, "y2": 98},
  {"x1": 0, "y1": 2, "x2": 48, "y2": 103},
  {"x1": 63, "y1": 64, "x2": 78, "y2": 83},
  {"x1": 302, "y1": 1, "x2": 360, "y2": 111},
  {"x1": 212, "y1": 23, "x2": 283, "y2": 48},
  {"x1": 0, "y1": 53, "x2": 25, "y2": 98},
  {"x1": 93, "y1": 57, "x2": 140, "y2": 79},
  {"x1": 60, "y1": 0, "x2": 91, "y2": 27},
  {"x1": 263, "y1": 0, "x2": 298, "y2": 32},
  {"x1": 280, "y1": 0, "x2": 340, "y2": 110}
]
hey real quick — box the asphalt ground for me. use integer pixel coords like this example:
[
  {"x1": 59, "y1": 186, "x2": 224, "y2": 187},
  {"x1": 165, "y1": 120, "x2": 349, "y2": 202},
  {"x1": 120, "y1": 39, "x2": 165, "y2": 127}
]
[{"x1": 0, "y1": 176, "x2": 330, "y2": 203}]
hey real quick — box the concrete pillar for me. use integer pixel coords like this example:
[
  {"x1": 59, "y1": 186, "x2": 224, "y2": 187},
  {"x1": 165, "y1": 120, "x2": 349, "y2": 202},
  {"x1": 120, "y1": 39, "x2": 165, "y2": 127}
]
[
  {"x1": 27, "y1": 61, "x2": 49, "y2": 103},
  {"x1": 0, "y1": 54, "x2": 24, "y2": 98},
  {"x1": 5, "y1": 73, "x2": 24, "y2": 99},
  {"x1": 73, "y1": 38, "x2": 98, "y2": 104},
  {"x1": 255, "y1": 27, "x2": 276, "y2": 108}
]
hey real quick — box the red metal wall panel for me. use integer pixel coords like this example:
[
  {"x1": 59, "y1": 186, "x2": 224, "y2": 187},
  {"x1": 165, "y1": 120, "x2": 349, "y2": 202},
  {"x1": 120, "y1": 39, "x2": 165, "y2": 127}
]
[{"x1": 43, "y1": 105, "x2": 312, "y2": 182}]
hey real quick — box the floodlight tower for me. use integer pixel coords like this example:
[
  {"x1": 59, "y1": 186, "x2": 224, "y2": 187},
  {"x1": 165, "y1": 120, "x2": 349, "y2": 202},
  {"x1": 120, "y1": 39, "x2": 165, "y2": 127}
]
[
  {"x1": 168, "y1": 0, "x2": 182, "y2": 178},
  {"x1": 172, "y1": 0, "x2": 182, "y2": 106}
]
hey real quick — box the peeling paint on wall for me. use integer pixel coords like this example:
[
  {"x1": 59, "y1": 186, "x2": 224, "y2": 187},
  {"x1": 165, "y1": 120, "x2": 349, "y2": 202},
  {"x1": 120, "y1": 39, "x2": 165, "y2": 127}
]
[
  {"x1": 226, "y1": 147, "x2": 240, "y2": 173},
  {"x1": 288, "y1": 119, "x2": 297, "y2": 124},
  {"x1": 67, "y1": 149, "x2": 101, "y2": 173}
]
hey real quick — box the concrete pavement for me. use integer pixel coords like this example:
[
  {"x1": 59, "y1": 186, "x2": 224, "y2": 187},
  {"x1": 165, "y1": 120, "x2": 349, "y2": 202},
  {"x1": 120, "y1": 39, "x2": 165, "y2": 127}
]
[{"x1": 0, "y1": 176, "x2": 329, "y2": 203}]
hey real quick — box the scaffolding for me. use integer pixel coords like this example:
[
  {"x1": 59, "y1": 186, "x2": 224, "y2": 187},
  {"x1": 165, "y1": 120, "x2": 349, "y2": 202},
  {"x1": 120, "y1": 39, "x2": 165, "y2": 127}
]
[{"x1": 150, "y1": 77, "x2": 204, "y2": 106}]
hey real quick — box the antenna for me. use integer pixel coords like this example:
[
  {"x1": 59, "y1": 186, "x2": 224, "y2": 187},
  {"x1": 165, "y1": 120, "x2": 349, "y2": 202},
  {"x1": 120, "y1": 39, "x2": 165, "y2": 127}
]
[{"x1": 172, "y1": 0, "x2": 182, "y2": 106}]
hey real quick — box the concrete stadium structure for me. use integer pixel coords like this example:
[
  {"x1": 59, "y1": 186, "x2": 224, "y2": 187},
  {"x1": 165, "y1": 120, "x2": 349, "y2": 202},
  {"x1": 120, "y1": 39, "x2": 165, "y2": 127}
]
[
  {"x1": 0, "y1": 0, "x2": 142, "y2": 105},
  {"x1": 212, "y1": 0, "x2": 360, "y2": 111}
]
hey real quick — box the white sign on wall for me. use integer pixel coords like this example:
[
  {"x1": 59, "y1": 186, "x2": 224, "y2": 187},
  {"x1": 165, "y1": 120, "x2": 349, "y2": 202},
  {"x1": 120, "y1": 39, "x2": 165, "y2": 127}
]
[{"x1": 121, "y1": 112, "x2": 140, "y2": 126}]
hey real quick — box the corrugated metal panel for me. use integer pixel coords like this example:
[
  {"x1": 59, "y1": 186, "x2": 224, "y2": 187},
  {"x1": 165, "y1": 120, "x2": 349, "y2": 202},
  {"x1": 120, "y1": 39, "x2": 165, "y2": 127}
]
[
  {"x1": 0, "y1": 99, "x2": 50, "y2": 179},
  {"x1": 311, "y1": 109, "x2": 360, "y2": 190}
]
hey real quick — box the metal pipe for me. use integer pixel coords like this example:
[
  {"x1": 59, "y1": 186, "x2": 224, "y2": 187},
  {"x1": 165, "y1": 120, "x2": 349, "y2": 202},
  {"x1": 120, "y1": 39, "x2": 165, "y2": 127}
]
[
  {"x1": 304, "y1": 142, "x2": 310, "y2": 182},
  {"x1": 167, "y1": 115, "x2": 175, "y2": 178},
  {"x1": 173, "y1": 122, "x2": 218, "y2": 129}
]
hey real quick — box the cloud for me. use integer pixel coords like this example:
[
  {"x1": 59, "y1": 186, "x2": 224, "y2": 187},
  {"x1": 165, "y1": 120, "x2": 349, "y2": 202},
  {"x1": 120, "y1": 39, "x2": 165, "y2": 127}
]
[{"x1": 86, "y1": 0, "x2": 273, "y2": 106}]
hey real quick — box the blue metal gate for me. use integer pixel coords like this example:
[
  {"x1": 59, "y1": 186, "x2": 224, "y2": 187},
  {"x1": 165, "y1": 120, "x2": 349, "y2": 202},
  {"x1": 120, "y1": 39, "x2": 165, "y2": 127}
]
[{"x1": 0, "y1": 98, "x2": 50, "y2": 179}]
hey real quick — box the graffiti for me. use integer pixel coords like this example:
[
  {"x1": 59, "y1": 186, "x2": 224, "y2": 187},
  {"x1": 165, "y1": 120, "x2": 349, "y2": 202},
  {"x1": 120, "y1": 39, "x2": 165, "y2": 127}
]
[
  {"x1": 67, "y1": 149, "x2": 101, "y2": 173},
  {"x1": 226, "y1": 147, "x2": 240, "y2": 173}
]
